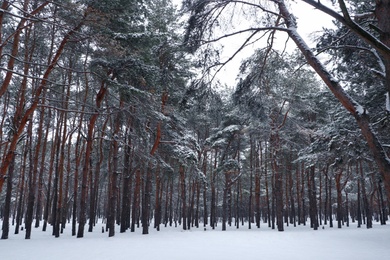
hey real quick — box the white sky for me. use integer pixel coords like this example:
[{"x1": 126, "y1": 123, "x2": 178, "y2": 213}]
[{"x1": 172, "y1": 0, "x2": 336, "y2": 86}]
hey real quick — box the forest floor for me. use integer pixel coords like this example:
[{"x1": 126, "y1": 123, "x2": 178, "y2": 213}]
[{"x1": 1, "y1": 220, "x2": 389, "y2": 260}]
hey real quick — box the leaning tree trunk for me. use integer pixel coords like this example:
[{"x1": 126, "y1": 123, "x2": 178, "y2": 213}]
[{"x1": 278, "y1": 0, "x2": 390, "y2": 200}]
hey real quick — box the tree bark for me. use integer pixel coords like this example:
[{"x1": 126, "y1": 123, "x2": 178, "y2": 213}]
[
  {"x1": 180, "y1": 165, "x2": 187, "y2": 230},
  {"x1": 1, "y1": 154, "x2": 15, "y2": 239},
  {"x1": 278, "y1": 0, "x2": 390, "y2": 200},
  {"x1": 77, "y1": 79, "x2": 108, "y2": 238},
  {"x1": 120, "y1": 129, "x2": 132, "y2": 233},
  {"x1": 131, "y1": 169, "x2": 141, "y2": 232},
  {"x1": 0, "y1": 9, "x2": 89, "y2": 193},
  {"x1": 308, "y1": 166, "x2": 319, "y2": 230}
]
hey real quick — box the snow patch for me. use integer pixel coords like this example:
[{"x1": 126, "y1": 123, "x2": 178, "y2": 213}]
[{"x1": 355, "y1": 104, "x2": 365, "y2": 115}]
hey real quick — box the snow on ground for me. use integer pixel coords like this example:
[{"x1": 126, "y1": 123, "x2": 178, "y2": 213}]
[{"x1": 1, "y1": 221, "x2": 389, "y2": 260}]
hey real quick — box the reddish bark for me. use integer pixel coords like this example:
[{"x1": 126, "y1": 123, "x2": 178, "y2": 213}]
[
  {"x1": 0, "y1": 9, "x2": 89, "y2": 193},
  {"x1": 278, "y1": 0, "x2": 390, "y2": 200},
  {"x1": 0, "y1": 1, "x2": 50, "y2": 98},
  {"x1": 77, "y1": 80, "x2": 108, "y2": 238}
]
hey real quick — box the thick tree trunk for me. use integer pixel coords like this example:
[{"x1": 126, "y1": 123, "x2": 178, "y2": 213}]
[
  {"x1": 278, "y1": 0, "x2": 390, "y2": 200},
  {"x1": 375, "y1": 0, "x2": 390, "y2": 94}
]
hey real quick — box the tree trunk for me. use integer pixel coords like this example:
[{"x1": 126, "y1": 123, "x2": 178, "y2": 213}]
[
  {"x1": 154, "y1": 164, "x2": 162, "y2": 231},
  {"x1": 278, "y1": 1, "x2": 390, "y2": 200},
  {"x1": 308, "y1": 166, "x2": 319, "y2": 230},
  {"x1": 195, "y1": 180, "x2": 200, "y2": 228},
  {"x1": 120, "y1": 130, "x2": 132, "y2": 233},
  {"x1": 77, "y1": 79, "x2": 108, "y2": 238},
  {"x1": 359, "y1": 161, "x2": 372, "y2": 228},
  {"x1": 14, "y1": 141, "x2": 28, "y2": 235},
  {"x1": 25, "y1": 119, "x2": 36, "y2": 239},
  {"x1": 202, "y1": 150, "x2": 208, "y2": 227},
  {"x1": 42, "y1": 114, "x2": 58, "y2": 232},
  {"x1": 35, "y1": 103, "x2": 50, "y2": 228},
  {"x1": 131, "y1": 169, "x2": 141, "y2": 232},
  {"x1": 328, "y1": 174, "x2": 333, "y2": 228},
  {"x1": 255, "y1": 141, "x2": 261, "y2": 228},
  {"x1": 289, "y1": 161, "x2": 296, "y2": 227},
  {"x1": 51, "y1": 112, "x2": 63, "y2": 237},
  {"x1": 142, "y1": 165, "x2": 152, "y2": 234},
  {"x1": 357, "y1": 162, "x2": 362, "y2": 228},
  {"x1": 301, "y1": 163, "x2": 306, "y2": 226},
  {"x1": 107, "y1": 106, "x2": 122, "y2": 237},
  {"x1": 1, "y1": 154, "x2": 15, "y2": 239},
  {"x1": 180, "y1": 165, "x2": 187, "y2": 230}
]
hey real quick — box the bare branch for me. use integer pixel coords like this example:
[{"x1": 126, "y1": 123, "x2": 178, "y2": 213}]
[{"x1": 300, "y1": 0, "x2": 390, "y2": 59}]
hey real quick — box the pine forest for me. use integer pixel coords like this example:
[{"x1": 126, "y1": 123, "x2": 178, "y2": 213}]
[{"x1": 1, "y1": 0, "x2": 390, "y2": 241}]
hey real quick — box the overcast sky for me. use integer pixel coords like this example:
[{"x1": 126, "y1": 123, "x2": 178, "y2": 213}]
[{"x1": 172, "y1": 0, "x2": 336, "y2": 87}]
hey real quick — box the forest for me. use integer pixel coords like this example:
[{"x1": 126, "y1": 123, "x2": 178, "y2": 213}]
[{"x1": 0, "y1": 0, "x2": 389, "y2": 240}]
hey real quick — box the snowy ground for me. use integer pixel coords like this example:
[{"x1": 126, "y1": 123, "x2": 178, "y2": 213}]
[{"x1": 1, "y1": 221, "x2": 389, "y2": 260}]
